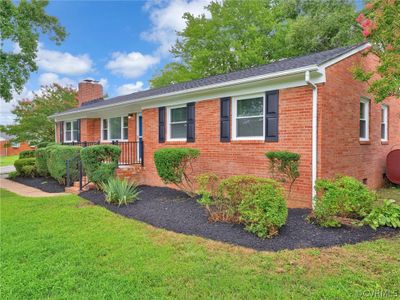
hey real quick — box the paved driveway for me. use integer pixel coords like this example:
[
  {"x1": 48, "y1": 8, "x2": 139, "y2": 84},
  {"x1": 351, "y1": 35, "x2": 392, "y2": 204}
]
[{"x1": 0, "y1": 165, "x2": 15, "y2": 178}]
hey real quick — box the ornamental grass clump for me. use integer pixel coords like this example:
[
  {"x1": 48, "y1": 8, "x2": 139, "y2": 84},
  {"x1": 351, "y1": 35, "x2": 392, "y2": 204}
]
[
  {"x1": 154, "y1": 148, "x2": 200, "y2": 196},
  {"x1": 101, "y1": 177, "x2": 140, "y2": 206}
]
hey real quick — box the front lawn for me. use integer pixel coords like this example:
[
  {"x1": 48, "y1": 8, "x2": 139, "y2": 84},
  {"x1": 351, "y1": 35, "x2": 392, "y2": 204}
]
[
  {"x1": 0, "y1": 155, "x2": 18, "y2": 167},
  {"x1": 1, "y1": 188, "x2": 399, "y2": 299}
]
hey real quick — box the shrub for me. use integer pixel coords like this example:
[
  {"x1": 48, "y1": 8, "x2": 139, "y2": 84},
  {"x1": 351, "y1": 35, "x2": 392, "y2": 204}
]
[
  {"x1": 46, "y1": 145, "x2": 82, "y2": 184},
  {"x1": 14, "y1": 158, "x2": 36, "y2": 174},
  {"x1": 195, "y1": 172, "x2": 220, "y2": 212},
  {"x1": 265, "y1": 151, "x2": 300, "y2": 198},
  {"x1": 101, "y1": 177, "x2": 140, "y2": 206},
  {"x1": 7, "y1": 171, "x2": 18, "y2": 179},
  {"x1": 312, "y1": 176, "x2": 376, "y2": 227},
  {"x1": 35, "y1": 147, "x2": 49, "y2": 176},
  {"x1": 363, "y1": 199, "x2": 400, "y2": 229},
  {"x1": 80, "y1": 145, "x2": 121, "y2": 188},
  {"x1": 215, "y1": 175, "x2": 279, "y2": 222},
  {"x1": 238, "y1": 182, "x2": 288, "y2": 238},
  {"x1": 21, "y1": 165, "x2": 37, "y2": 177},
  {"x1": 37, "y1": 142, "x2": 55, "y2": 149},
  {"x1": 19, "y1": 150, "x2": 36, "y2": 159},
  {"x1": 154, "y1": 148, "x2": 200, "y2": 196}
]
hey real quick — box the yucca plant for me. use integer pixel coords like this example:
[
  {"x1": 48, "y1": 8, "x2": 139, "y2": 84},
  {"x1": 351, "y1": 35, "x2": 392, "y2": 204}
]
[{"x1": 101, "y1": 177, "x2": 140, "y2": 206}]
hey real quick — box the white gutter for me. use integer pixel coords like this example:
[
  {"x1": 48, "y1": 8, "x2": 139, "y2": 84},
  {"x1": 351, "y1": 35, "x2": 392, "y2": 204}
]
[{"x1": 305, "y1": 70, "x2": 318, "y2": 208}]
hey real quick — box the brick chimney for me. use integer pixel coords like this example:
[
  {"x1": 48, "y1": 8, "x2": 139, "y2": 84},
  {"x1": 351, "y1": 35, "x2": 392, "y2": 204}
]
[{"x1": 77, "y1": 79, "x2": 103, "y2": 107}]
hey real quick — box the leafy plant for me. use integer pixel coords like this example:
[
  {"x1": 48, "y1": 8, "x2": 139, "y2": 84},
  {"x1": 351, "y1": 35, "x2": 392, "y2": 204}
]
[
  {"x1": 14, "y1": 158, "x2": 36, "y2": 174},
  {"x1": 215, "y1": 175, "x2": 279, "y2": 222},
  {"x1": 265, "y1": 151, "x2": 300, "y2": 199},
  {"x1": 37, "y1": 142, "x2": 55, "y2": 149},
  {"x1": 195, "y1": 172, "x2": 219, "y2": 212},
  {"x1": 7, "y1": 171, "x2": 18, "y2": 179},
  {"x1": 21, "y1": 165, "x2": 37, "y2": 177},
  {"x1": 80, "y1": 145, "x2": 121, "y2": 188},
  {"x1": 35, "y1": 147, "x2": 48, "y2": 176},
  {"x1": 101, "y1": 178, "x2": 140, "y2": 206},
  {"x1": 46, "y1": 145, "x2": 81, "y2": 184},
  {"x1": 312, "y1": 176, "x2": 376, "y2": 227},
  {"x1": 238, "y1": 182, "x2": 288, "y2": 238},
  {"x1": 154, "y1": 148, "x2": 200, "y2": 196},
  {"x1": 19, "y1": 150, "x2": 35, "y2": 159},
  {"x1": 363, "y1": 199, "x2": 400, "y2": 229}
]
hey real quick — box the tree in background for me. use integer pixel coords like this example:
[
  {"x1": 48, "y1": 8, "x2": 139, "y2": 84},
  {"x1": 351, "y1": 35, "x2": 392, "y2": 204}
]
[
  {"x1": 0, "y1": 84, "x2": 77, "y2": 144},
  {"x1": 150, "y1": 0, "x2": 363, "y2": 88},
  {"x1": 0, "y1": 0, "x2": 66, "y2": 102},
  {"x1": 353, "y1": 0, "x2": 400, "y2": 103}
]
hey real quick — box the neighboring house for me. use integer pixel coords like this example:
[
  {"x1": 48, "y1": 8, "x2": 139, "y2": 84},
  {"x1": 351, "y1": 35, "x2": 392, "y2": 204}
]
[
  {"x1": 0, "y1": 133, "x2": 33, "y2": 157},
  {"x1": 52, "y1": 43, "x2": 399, "y2": 208}
]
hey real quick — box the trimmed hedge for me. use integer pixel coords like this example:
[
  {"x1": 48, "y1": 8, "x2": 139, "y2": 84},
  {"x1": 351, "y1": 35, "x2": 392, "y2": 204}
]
[
  {"x1": 46, "y1": 145, "x2": 82, "y2": 184},
  {"x1": 19, "y1": 150, "x2": 36, "y2": 159},
  {"x1": 80, "y1": 145, "x2": 121, "y2": 187},
  {"x1": 14, "y1": 158, "x2": 36, "y2": 176},
  {"x1": 37, "y1": 142, "x2": 55, "y2": 149},
  {"x1": 35, "y1": 147, "x2": 49, "y2": 176}
]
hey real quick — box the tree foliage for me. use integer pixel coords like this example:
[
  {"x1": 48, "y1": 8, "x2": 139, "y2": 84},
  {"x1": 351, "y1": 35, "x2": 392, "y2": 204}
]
[
  {"x1": 150, "y1": 0, "x2": 363, "y2": 88},
  {"x1": 353, "y1": 0, "x2": 400, "y2": 102},
  {"x1": 0, "y1": 0, "x2": 66, "y2": 102},
  {"x1": 0, "y1": 84, "x2": 77, "y2": 144}
]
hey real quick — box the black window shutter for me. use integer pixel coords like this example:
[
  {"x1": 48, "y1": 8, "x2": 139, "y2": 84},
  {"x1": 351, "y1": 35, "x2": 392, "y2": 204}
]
[
  {"x1": 186, "y1": 102, "x2": 195, "y2": 142},
  {"x1": 59, "y1": 121, "x2": 64, "y2": 143},
  {"x1": 220, "y1": 97, "x2": 231, "y2": 142},
  {"x1": 159, "y1": 107, "x2": 166, "y2": 143},
  {"x1": 265, "y1": 90, "x2": 279, "y2": 142},
  {"x1": 76, "y1": 119, "x2": 81, "y2": 142}
]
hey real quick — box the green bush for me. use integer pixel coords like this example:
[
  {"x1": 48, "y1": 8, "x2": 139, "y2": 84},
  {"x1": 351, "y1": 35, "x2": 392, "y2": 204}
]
[
  {"x1": 7, "y1": 171, "x2": 18, "y2": 179},
  {"x1": 35, "y1": 147, "x2": 48, "y2": 176},
  {"x1": 21, "y1": 165, "x2": 37, "y2": 177},
  {"x1": 80, "y1": 145, "x2": 121, "y2": 187},
  {"x1": 154, "y1": 148, "x2": 200, "y2": 196},
  {"x1": 36, "y1": 142, "x2": 55, "y2": 149},
  {"x1": 46, "y1": 145, "x2": 82, "y2": 184},
  {"x1": 19, "y1": 150, "x2": 36, "y2": 159},
  {"x1": 216, "y1": 175, "x2": 279, "y2": 221},
  {"x1": 101, "y1": 177, "x2": 140, "y2": 206},
  {"x1": 195, "y1": 172, "x2": 220, "y2": 212},
  {"x1": 313, "y1": 176, "x2": 376, "y2": 227},
  {"x1": 238, "y1": 182, "x2": 288, "y2": 238},
  {"x1": 14, "y1": 158, "x2": 36, "y2": 174},
  {"x1": 363, "y1": 199, "x2": 400, "y2": 229}
]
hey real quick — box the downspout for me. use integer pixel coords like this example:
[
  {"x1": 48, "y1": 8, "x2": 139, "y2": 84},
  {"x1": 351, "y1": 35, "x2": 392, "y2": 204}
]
[{"x1": 305, "y1": 71, "x2": 318, "y2": 208}]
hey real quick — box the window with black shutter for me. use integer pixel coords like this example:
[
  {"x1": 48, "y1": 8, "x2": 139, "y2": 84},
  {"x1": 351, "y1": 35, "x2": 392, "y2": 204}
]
[
  {"x1": 265, "y1": 90, "x2": 279, "y2": 142},
  {"x1": 220, "y1": 97, "x2": 231, "y2": 142},
  {"x1": 159, "y1": 107, "x2": 166, "y2": 143},
  {"x1": 186, "y1": 102, "x2": 195, "y2": 142}
]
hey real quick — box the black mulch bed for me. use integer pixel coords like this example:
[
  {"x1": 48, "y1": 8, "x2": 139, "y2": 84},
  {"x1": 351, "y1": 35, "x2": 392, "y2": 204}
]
[
  {"x1": 12, "y1": 176, "x2": 65, "y2": 193},
  {"x1": 79, "y1": 186, "x2": 399, "y2": 251}
]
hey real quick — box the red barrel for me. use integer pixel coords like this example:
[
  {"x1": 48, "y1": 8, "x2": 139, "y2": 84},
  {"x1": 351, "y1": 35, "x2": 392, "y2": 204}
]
[{"x1": 386, "y1": 149, "x2": 400, "y2": 184}]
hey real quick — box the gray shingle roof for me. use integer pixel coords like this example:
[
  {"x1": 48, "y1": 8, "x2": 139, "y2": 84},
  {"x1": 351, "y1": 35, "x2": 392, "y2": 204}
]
[{"x1": 56, "y1": 42, "x2": 367, "y2": 116}]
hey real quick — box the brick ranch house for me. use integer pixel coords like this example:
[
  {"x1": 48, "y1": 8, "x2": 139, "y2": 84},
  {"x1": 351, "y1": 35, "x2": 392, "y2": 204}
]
[
  {"x1": 0, "y1": 133, "x2": 33, "y2": 157},
  {"x1": 52, "y1": 43, "x2": 399, "y2": 208}
]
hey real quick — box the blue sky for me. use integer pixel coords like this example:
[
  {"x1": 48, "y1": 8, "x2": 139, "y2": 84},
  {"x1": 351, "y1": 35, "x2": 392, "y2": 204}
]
[{"x1": 1, "y1": 0, "x2": 210, "y2": 125}]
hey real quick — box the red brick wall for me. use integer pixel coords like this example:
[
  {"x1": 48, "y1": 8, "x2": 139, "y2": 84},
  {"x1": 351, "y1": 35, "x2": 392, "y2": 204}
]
[
  {"x1": 80, "y1": 118, "x2": 101, "y2": 142},
  {"x1": 0, "y1": 141, "x2": 33, "y2": 156},
  {"x1": 141, "y1": 87, "x2": 314, "y2": 208},
  {"x1": 318, "y1": 52, "x2": 400, "y2": 189}
]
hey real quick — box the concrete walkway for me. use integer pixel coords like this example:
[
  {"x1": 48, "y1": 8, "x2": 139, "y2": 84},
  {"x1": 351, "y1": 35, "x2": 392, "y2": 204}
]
[
  {"x1": 0, "y1": 178, "x2": 68, "y2": 197},
  {"x1": 0, "y1": 165, "x2": 15, "y2": 178}
]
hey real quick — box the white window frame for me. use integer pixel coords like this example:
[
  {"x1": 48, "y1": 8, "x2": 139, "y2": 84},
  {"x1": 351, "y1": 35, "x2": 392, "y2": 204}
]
[
  {"x1": 359, "y1": 98, "x2": 370, "y2": 141},
  {"x1": 101, "y1": 116, "x2": 128, "y2": 142},
  {"x1": 64, "y1": 120, "x2": 78, "y2": 142},
  {"x1": 381, "y1": 104, "x2": 388, "y2": 142},
  {"x1": 232, "y1": 93, "x2": 265, "y2": 141},
  {"x1": 167, "y1": 105, "x2": 187, "y2": 141}
]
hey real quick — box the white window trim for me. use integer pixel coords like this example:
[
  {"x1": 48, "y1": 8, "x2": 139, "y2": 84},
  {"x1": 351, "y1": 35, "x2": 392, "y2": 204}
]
[
  {"x1": 381, "y1": 104, "x2": 388, "y2": 142},
  {"x1": 64, "y1": 120, "x2": 78, "y2": 142},
  {"x1": 167, "y1": 105, "x2": 187, "y2": 141},
  {"x1": 101, "y1": 116, "x2": 128, "y2": 142},
  {"x1": 359, "y1": 98, "x2": 370, "y2": 142},
  {"x1": 232, "y1": 93, "x2": 265, "y2": 141}
]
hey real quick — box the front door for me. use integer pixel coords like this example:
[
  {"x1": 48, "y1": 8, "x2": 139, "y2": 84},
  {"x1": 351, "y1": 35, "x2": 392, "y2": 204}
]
[{"x1": 137, "y1": 113, "x2": 143, "y2": 162}]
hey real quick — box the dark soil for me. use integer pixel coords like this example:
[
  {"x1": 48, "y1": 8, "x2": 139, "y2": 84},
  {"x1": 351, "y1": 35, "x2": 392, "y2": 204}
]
[
  {"x1": 12, "y1": 176, "x2": 65, "y2": 193},
  {"x1": 79, "y1": 186, "x2": 399, "y2": 251}
]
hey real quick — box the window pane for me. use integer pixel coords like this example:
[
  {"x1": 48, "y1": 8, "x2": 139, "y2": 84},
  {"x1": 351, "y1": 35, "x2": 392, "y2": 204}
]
[
  {"x1": 237, "y1": 98, "x2": 263, "y2": 117},
  {"x1": 171, "y1": 107, "x2": 186, "y2": 122},
  {"x1": 73, "y1": 130, "x2": 78, "y2": 141},
  {"x1": 360, "y1": 120, "x2": 366, "y2": 138},
  {"x1": 73, "y1": 120, "x2": 78, "y2": 129},
  {"x1": 103, "y1": 129, "x2": 108, "y2": 140},
  {"x1": 66, "y1": 131, "x2": 72, "y2": 141},
  {"x1": 171, "y1": 123, "x2": 187, "y2": 139},
  {"x1": 66, "y1": 122, "x2": 71, "y2": 130},
  {"x1": 381, "y1": 124, "x2": 386, "y2": 139},
  {"x1": 109, "y1": 117, "x2": 121, "y2": 140},
  {"x1": 360, "y1": 102, "x2": 365, "y2": 119},
  {"x1": 237, "y1": 117, "x2": 263, "y2": 137},
  {"x1": 123, "y1": 128, "x2": 128, "y2": 140},
  {"x1": 123, "y1": 116, "x2": 128, "y2": 127},
  {"x1": 103, "y1": 119, "x2": 108, "y2": 129}
]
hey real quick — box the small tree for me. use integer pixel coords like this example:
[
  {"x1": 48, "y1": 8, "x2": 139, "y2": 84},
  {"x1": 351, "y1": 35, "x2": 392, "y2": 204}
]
[
  {"x1": 154, "y1": 148, "x2": 200, "y2": 196},
  {"x1": 265, "y1": 151, "x2": 301, "y2": 199}
]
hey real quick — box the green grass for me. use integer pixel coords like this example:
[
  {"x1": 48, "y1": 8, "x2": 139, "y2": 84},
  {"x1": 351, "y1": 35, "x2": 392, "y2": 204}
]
[
  {"x1": 0, "y1": 155, "x2": 18, "y2": 167},
  {"x1": 377, "y1": 187, "x2": 400, "y2": 204},
  {"x1": 1, "y1": 188, "x2": 399, "y2": 299}
]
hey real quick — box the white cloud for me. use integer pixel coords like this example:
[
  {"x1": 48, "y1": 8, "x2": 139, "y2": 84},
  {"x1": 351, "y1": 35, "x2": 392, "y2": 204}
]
[
  {"x1": 106, "y1": 52, "x2": 160, "y2": 79},
  {"x1": 98, "y1": 78, "x2": 109, "y2": 90},
  {"x1": 37, "y1": 44, "x2": 93, "y2": 76},
  {"x1": 0, "y1": 87, "x2": 36, "y2": 126},
  {"x1": 142, "y1": 0, "x2": 210, "y2": 55},
  {"x1": 116, "y1": 82, "x2": 144, "y2": 95},
  {"x1": 38, "y1": 73, "x2": 76, "y2": 87}
]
